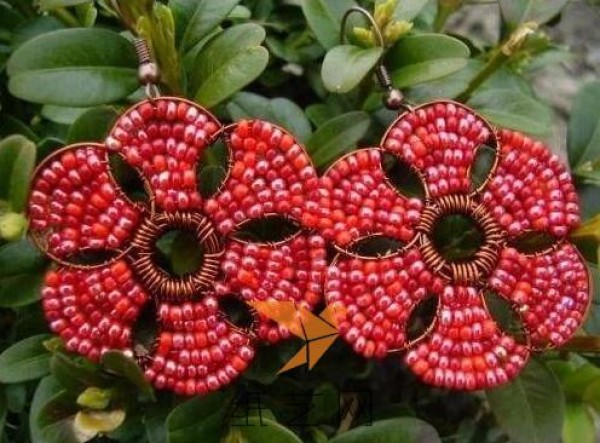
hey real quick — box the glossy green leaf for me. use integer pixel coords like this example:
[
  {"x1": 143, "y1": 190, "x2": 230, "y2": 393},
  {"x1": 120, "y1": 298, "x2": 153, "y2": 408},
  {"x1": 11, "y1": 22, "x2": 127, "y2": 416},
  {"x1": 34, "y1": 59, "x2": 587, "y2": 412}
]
[
  {"x1": 329, "y1": 418, "x2": 442, "y2": 443},
  {"x1": 562, "y1": 403, "x2": 595, "y2": 443},
  {"x1": 322, "y1": 45, "x2": 383, "y2": 93},
  {"x1": 0, "y1": 272, "x2": 43, "y2": 307},
  {"x1": 30, "y1": 377, "x2": 65, "y2": 443},
  {"x1": 307, "y1": 111, "x2": 370, "y2": 167},
  {"x1": 101, "y1": 351, "x2": 154, "y2": 398},
  {"x1": 562, "y1": 364, "x2": 600, "y2": 400},
  {"x1": 193, "y1": 24, "x2": 269, "y2": 108},
  {"x1": 300, "y1": 0, "x2": 357, "y2": 49},
  {"x1": 166, "y1": 391, "x2": 231, "y2": 443},
  {"x1": 583, "y1": 378, "x2": 600, "y2": 411},
  {"x1": 383, "y1": 0, "x2": 429, "y2": 21},
  {"x1": 0, "y1": 334, "x2": 53, "y2": 383},
  {"x1": 41, "y1": 105, "x2": 88, "y2": 125},
  {"x1": 51, "y1": 352, "x2": 110, "y2": 393},
  {"x1": 568, "y1": 81, "x2": 600, "y2": 168},
  {"x1": 0, "y1": 134, "x2": 36, "y2": 212},
  {"x1": 171, "y1": 0, "x2": 240, "y2": 52},
  {"x1": 67, "y1": 105, "x2": 118, "y2": 143},
  {"x1": 239, "y1": 418, "x2": 303, "y2": 443},
  {"x1": 37, "y1": 390, "x2": 79, "y2": 443},
  {"x1": 468, "y1": 89, "x2": 553, "y2": 136},
  {"x1": 11, "y1": 16, "x2": 64, "y2": 49},
  {"x1": 389, "y1": 34, "x2": 470, "y2": 88},
  {"x1": 37, "y1": 0, "x2": 90, "y2": 11},
  {"x1": 7, "y1": 28, "x2": 138, "y2": 106},
  {"x1": 487, "y1": 359, "x2": 565, "y2": 443},
  {"x1": 0, "y1": 239, "x2": 46, "y2": 278},
  {"x1": 499, "y1": 0, "x2": 570, "y2": 30},
  {"x1": 227, "y1": 92, "x2": 313, "y2": 142}
]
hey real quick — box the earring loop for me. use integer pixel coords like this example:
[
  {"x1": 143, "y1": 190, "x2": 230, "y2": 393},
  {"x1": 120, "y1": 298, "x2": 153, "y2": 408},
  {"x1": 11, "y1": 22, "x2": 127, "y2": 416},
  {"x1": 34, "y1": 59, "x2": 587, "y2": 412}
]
[{"x1": 340, "y1": 6, "x2": 412, "y2": 112}]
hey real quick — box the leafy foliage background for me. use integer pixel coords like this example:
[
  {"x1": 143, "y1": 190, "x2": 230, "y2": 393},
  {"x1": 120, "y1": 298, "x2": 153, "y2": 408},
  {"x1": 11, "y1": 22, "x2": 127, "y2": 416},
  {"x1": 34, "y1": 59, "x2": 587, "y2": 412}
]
[{"x1": 0, "y1": 0, "x2": 600, "y2": 442}]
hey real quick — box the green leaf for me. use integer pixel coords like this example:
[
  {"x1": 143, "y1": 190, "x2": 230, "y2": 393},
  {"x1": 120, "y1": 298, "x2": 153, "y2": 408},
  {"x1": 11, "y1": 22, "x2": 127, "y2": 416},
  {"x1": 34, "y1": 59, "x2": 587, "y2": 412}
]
[
  {"x1": 67, "y1": 105, "x2": 118, "y2": 143},
  {"x1": 562, "y1": 364, "x2": 600, "y2": 401},
  {"x1": 0, "y1": 335, "x2": 53, "y2": 383},
  {"x1": 562, "y1": 403, "x2": 595, "y2": 443},
  {"x1": 468, "y1": 89, "x2": 553, "y2": 136},
  {"x1": 0, "y1": 239, "x2": 46, "y2": 278},
  {"x1": 41, "y1": 105, "x2": 88, "y2": 125},
  {"x1": 0, "y1": 272, "x2": 43, "y2": 307},
  {"x1": 100, "y1": 351, "x2": 154, "y2": 399},
  {"x1": 389, "y1": 34, "x2": 470, "y2": 88},
  {"x1": 383, "y1": 0, "x2": 429, "y2": 21},
  {"x1": 7, "y1": 28, "x2": 138, "y2": 106},
  {"x1": 36, "y1": 0, "x2": 90, "y2": 11},
  {"x1": 329, "y1": 418, "x2": 442, "y2": 443},
  {"x1": 37, "y1": 390, "x2": 79, "y2": 443},
  {"x1": 227, "y1": 92, "x2": 313, "y2": 142},
  {"x1": 30, "y1": 376, "x2": 65, "y2": 443},
  {"x1": 171, "y1": 0, "x2": 240, "y2": 52},
  {"x1": 568, "y1": 81, "x2": 600, "y2": 168},
  {"x1": 0, "y1": 134, "x2": 36, "y2": 212},
  {"x1": 322, "y1": 45, "x2": 383, "y2": 93},
  {"x1": 193, "y1": 24, "x2": 269, "y2": 108},
  {"x1": 166, "y1": 391, "x2": 231, "y2": 443},
  {"x1": 306, "y1": 111, "x2": 370, "y2": 167},
  {"x1": 499, "y1": 0, "x2": 570, "y2": 30},
  {"x1": 300, "y1": 0, "x2": 357, "y2": 49},
  {"x1": 51, "y1": 352, "x2": 110, "y2": 393},
  {"x1": 486, "y1": 359, "x2": 565, "y2": 443},
  {"x1": 238, "y1": 417, "x2": 303, "y2": 443}
]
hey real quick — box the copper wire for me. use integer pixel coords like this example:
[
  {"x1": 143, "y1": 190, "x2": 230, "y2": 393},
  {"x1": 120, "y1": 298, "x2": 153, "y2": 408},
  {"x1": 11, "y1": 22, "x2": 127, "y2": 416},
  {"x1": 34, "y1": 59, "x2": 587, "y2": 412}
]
[{"x1": 129, "y1": 212, "x2": 224, "y2": 302}]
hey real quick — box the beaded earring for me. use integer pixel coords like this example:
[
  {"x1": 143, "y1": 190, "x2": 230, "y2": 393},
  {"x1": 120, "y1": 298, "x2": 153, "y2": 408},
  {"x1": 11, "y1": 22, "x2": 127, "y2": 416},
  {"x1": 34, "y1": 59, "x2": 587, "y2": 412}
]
[
  {"x1": 27, "y1": 38, "x2": 327, "y2": 396},
  {"x1": 304, "y1": 6, "x2": 591, "y2": 390}
]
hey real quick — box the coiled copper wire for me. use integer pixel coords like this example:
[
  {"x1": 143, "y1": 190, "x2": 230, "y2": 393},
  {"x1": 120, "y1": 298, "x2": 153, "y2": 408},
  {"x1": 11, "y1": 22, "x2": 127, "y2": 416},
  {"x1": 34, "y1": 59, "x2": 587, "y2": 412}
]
[{"x1": 129, "y1": 212, "x2": 224, "y2": 301}]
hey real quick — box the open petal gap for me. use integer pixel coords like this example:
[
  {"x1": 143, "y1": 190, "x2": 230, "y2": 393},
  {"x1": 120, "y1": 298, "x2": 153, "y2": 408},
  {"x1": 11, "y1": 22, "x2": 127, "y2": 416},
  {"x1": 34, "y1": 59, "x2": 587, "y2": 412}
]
[
  {"x1": 381, "y1": 152, "x2": 427, "y2": 199},
  {"x1": 132, "y1": 302, "x2": 159, "y2": 364},
  {"x1": 232, "y1": 215, "x2": 301, "y2": 244},
  {"x1": 218, "y1": 294, "x2": 257, "y2": 333},
  {"x1": 508, "y1": 231, "x2": 557, "y2": 255},
  {"x1": 197, "y1": 138, "x2": 230, "y2": 199},
  {"x1": 483, "y1": 291, "x2": 527, "y2": 345},
  {"x1": 108, "y1": 153, "x2": 151, "y2": 204},
  {"x1": 470, "y1": 143, "x2": 497, "y2": 191},
  {"x1": 406, "y1": 296, "x2": 439, "y2": 343},
  {"x1": 62, "y1": 249, "x2": 122, "y2": 267},
  {"x1": 348, "y1": 234, "x2": 405, "y2": 257}
]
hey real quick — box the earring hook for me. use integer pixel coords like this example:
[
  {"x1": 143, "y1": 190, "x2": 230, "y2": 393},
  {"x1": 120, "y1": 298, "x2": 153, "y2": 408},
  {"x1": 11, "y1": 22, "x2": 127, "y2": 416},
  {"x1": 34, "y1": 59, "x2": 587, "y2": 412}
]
[{"x1": 339, "y1": 6, "x2": 410, "y2": 112}]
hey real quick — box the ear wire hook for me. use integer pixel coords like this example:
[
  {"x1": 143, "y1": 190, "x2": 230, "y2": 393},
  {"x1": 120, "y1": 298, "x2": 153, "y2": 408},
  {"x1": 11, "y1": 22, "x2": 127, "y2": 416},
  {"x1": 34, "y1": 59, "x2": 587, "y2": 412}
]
[
  {"x1": 133, "y1": 38, "x2": 161, "y2": 99},
  {"x1": 340, "y1": 6, "x2": 411, "y2": 112}
]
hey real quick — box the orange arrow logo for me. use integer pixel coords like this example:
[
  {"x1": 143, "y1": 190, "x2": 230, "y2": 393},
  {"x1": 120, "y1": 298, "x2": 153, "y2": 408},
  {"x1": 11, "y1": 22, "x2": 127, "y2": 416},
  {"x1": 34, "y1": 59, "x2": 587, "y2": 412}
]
[{"x1": 247, "y1": 301, "x2": 345, "y2": 373}]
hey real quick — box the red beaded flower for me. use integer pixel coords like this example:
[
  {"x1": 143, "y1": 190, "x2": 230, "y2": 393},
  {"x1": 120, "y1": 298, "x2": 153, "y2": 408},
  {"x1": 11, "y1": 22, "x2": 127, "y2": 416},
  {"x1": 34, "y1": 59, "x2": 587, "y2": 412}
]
[
  {"x1": 307, "y1": 101, "x2": 590, "y2": 390},
  {"x1": 28, "y1": 97, "x2": 327, "y2": 395}
]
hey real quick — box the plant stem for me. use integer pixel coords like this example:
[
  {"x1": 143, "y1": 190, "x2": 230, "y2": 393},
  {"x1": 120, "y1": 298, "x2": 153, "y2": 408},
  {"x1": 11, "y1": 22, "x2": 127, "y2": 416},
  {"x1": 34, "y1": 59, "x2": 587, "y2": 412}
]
[
  {"x1": 456, "y1": 50, "x2": 508, "y2": 102},
  {"x1": 560, "y1": 336, "x2": 600, "y2": 353},
  {"x1": 51, "y1": 7, "x2": 80, "y2": 27},
  {"x1": 456, "y1": 21, "x2": 538, "y2": 101}
]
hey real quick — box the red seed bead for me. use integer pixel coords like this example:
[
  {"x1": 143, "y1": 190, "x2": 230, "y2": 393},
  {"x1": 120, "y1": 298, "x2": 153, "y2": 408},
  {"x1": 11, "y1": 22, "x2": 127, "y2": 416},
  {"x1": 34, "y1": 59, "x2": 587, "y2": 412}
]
[
  {"x1": 381, "y1": 102, "x2": 491, "y2": 198},
  {"x1": 204, "y1": 120, "x2": 318, "y2": 235},
  {"x1": 489, "y1": 243, "x2": 590, "y2": 348},
  {"x1": 220, "y1": 234, "x2": 326, "y2": 343},
  {"x1": 28, "y1": 145, "x2": 140, "y2": 259},
  {"x1": 144, "y1": 297, "x2": 255, "y2": 395},
  {"x1": 106, "y1": 98, "x2": 221, "y2": 212},
  {"x1": 404, "y1": 285, "x2": 529, "y2": 390},
  {"x1": 325, "y1": 248, "x2": 441, "y2": 358},
  {"x1": 302, "y1": 148, "x2": 423, "y2": 248},
  {"x1": 41, "y1": 261, "x2": 148, "y2": 361},
  {"x1": 481, "y1": 129, "x2": 580, "y2": 239}
]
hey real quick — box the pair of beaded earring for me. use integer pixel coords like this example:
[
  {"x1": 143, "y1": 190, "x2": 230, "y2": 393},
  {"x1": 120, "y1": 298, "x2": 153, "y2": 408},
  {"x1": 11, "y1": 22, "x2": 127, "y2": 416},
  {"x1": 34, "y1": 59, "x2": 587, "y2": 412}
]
[{"x1": 27, "y1": 7, "x2": 590, "y2": 395}]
